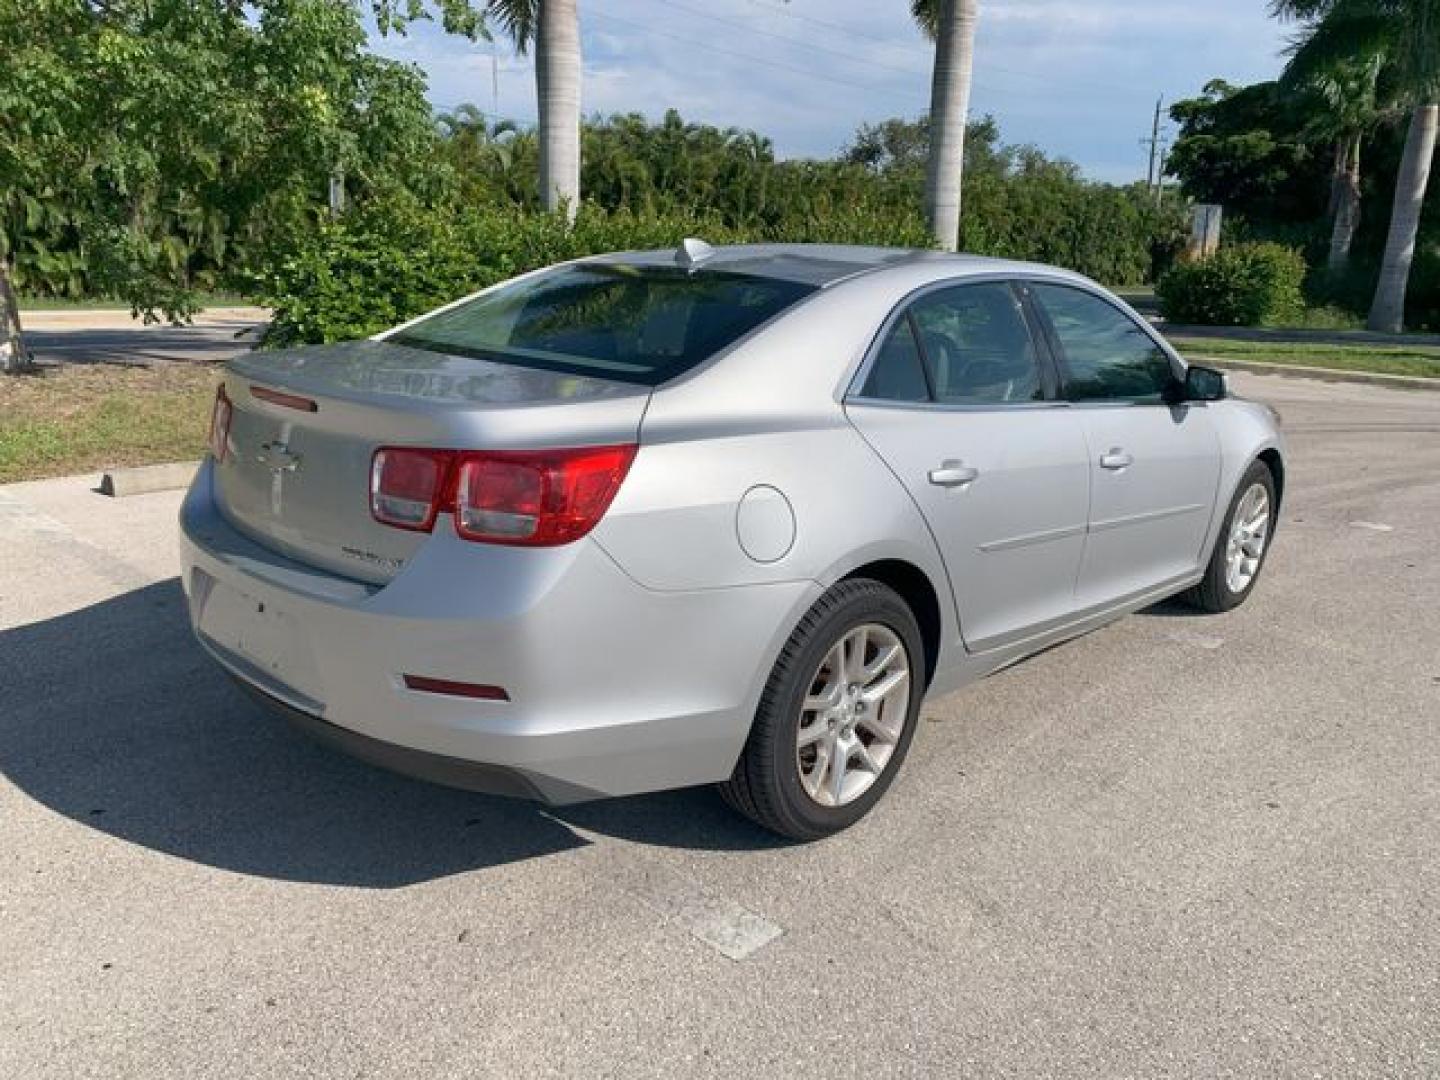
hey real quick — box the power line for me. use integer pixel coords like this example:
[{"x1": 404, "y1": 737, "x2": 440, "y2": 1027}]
[
  {"x1": 741, "y1": 0, "x2": 884, "y2": 40},
  {"x1": 646, "y1": 0, "x2": 930, "y2": 81},
  {"x1": 738, "y1": 0, "x2": 1146, "y2": 97}
]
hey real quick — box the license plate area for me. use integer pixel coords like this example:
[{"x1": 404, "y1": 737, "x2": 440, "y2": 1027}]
[{"x1": 199, "y1": 579, "x2": 321, "y2": 700}]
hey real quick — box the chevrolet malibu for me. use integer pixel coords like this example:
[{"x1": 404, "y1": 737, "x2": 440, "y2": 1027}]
[{"x1": 180, "y1": 242, "x2": 1284, "y2": 839}]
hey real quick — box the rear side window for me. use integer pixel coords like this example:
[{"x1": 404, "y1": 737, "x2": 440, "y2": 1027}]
[
  {"x1": 857, "y1": 281, "x2": 1044, "y2": 406},
  {"x1": 860, "y1": 317, "x2": 930, "y2": 402},
  {"x1": 1030, "y1": 283, "x2": 1175, "y2": 403},
  {"x1": 909, "y1": 283, "x2": 1043, "y2": 404},
  {"x1": 392, "y1": 264, "x2": 817, "y2": 386}
]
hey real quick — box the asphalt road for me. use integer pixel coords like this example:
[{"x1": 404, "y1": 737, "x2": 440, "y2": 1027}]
[
  {"x1": 1, "y1": 373, "x2": 1437, "y2": 1078},
  {"x1": 22, "y1": 312, "x2": 266, "y2": 368}
]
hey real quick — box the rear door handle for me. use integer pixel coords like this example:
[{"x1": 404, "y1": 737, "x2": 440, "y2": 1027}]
[
  {"x1": 1099, "y1": 448, "x2": 1134, "y2": 471},
  {"x1": 928, "y1": 461, "x2": 980, "y2": 488}
]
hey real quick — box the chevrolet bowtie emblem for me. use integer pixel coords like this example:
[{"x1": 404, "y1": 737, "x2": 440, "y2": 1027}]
[{"x1": 257, "y1": 440, "x2": 302, "y2": 474}]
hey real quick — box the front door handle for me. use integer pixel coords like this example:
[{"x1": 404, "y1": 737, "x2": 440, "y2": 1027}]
[
  {"x1": 928, "y1": 461, "x2": 980, "y2": 488},
  {"x1": 1099, "y1": 448, "x2": 1134, "y2": 471}
]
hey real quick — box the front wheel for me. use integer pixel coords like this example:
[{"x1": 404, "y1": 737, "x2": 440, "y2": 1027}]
[
  {"x1": 1185, "y1": 460, "x2": 1277, "y2": 613},
  {"x1": 719, "y1": 579, "x2": 925, "y2": 840}
]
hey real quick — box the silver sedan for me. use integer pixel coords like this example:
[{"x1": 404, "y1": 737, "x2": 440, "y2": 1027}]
[{"x1": 179, "y1": 242, "x2": 1284, "y2": 839}]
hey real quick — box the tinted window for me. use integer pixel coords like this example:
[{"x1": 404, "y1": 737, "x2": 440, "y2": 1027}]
[
  {"x1": 393, "y1": 264, "x2": 817, "y2": 386},
  {"x1": 860, "y1": 317, "x2": 930, "y2": 402},
  {"x1": 1031, "y1": 283, "x2": 1175, "y2": 402},
  {"x1": 909, "y1": 283, "x2": 1042, "y2": 404}
]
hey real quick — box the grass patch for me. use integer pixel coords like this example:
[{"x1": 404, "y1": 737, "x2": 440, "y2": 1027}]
[
  {"x1": 1287, "y1": 305, "x2": 1364, "y2": 331},
  {"x1": 0, "y1": 363, "x2": 219, "y2": 483},
  {"x1": 1170, "y1": 337, "x2": 1440, "y2": 379}
]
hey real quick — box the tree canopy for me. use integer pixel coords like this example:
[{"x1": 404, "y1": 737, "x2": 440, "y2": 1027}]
[{"x1": 0, "y1": 0, "x2": 442, "y2": 318}]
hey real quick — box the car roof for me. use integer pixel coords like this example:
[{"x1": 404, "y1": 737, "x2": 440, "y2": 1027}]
[{"x1": 581, "y1": 243, "x2": 1088, "y2": 290}]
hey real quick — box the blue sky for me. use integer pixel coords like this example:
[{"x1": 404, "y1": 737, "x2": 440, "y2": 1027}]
[{"x1": 369, "y1": 0, "x2": 1295, "y2": 184}]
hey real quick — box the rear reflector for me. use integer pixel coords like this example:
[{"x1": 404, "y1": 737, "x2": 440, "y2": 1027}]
[
  {"x1": 369, "y1": 444, "x2": 637, "y2": 547},
  {"x1": 208, "y1": 385, "x2": 232, "y2": 462},
  {"x1": 250, "y1": 385, "x2": 318, "y2": 412},
  {"x1": 402, "y1": 674, "x2": 510, "y2": 701}
]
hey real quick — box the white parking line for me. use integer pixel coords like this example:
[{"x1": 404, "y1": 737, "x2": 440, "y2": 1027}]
[{"x1": 607, "y1": 855, "x2": 784, "y2": 961}]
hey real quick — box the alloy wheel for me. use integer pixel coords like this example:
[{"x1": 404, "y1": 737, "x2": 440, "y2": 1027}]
[
  {"x1": 1225, "y1": 483, "x2": 1271, "y2": 594},
  {"x1": 795, "y1": 623, "x2": 912, "y2": 808}
]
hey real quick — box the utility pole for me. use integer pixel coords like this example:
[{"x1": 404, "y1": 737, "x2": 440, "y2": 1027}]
[{"x1": 1141, "y1": 96, "x2": 1166, "y2": 203}]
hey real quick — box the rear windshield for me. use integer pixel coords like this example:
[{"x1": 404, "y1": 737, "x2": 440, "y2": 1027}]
[{"x1": 390, "y1": 263, "x2": 818, "y2": 386}]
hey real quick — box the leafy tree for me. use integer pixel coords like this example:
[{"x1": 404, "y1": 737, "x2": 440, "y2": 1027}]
[
  {"x1": 844, "y1": 117, "x2": 934, "y2": 179},
  {"x1": 0, "y1": 0, "x2": 443, "y2": 372},
  {"x1": 1273, "y1": 0, "x2": 1440, "y2": 331},
  {"x1": 1167, "y1": 80, "x2": 1330, "y2": 225},
  {"x1": 436, "y1": 104, "x2": 531, "y2": 202}
]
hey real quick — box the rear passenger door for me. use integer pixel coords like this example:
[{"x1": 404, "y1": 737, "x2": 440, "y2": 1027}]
[
  {"x1": 845, "y1": 280, "x2": 1092, "y2": 653},
  {"x1": 1027, "y1": 282, "x2": 1221, "y2": 608}
]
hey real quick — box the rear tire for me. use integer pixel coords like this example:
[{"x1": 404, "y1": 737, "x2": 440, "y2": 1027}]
[
  {"x1": 719, "y1": 579, "x2": 925, "y2": 840},
  {"x1": 1184, "y1": 460, "x2": 1276, "y2": 613}
]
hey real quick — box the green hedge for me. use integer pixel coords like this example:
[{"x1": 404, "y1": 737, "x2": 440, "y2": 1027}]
[
  {"x1": 1156, "y1": 243, "x2": 1307, "y2": 326},
  {"x1": 252, "y1": 197, "x2": 937, "y2": 347}
]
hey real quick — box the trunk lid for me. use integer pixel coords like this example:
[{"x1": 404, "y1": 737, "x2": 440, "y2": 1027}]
[{"x1": 214, "y1": 340, "x2": 650, "y2": 583}]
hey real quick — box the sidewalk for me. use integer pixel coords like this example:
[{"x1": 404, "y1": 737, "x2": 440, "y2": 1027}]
[{"x1": 19, "y1": 306, "x2": 269, "y2": 333}]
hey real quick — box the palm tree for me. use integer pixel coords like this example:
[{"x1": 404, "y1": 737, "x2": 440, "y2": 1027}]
[
  {"x1": 485, "y1": 0, "x2": 581, "y2": 216},
  {"x1": 1284, "y1": 49, "x2": 1388, "y2": 272},
  {"x1": 914, "y1": 0, "x2": 980, "y2": 251},
  {"x1": 1273, "y1": 0, "x2": 1439, "y2": 331}
]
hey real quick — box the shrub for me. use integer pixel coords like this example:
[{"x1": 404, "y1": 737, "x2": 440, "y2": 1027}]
[
  {"x1": 1156, "y1": 242, "x2": 1307, "y2": 326},
  {"x1": 1405, "y1": 250, "x2": 1440, "y2": 331}
]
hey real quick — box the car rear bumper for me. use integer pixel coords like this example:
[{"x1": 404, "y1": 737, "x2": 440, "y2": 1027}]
[{"x1": 179, "y1": 460, "x2": 818, "y2": 804}]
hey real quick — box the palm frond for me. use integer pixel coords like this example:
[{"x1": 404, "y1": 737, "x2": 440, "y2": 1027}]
[
  {"x1": 911, "y1": 0, "x2": 939, "y2": 41},
  {"x1": 1281, "y1": 13, "x2": 1392, "y2": 85},
  {"x1": 485, "y1": 0, "x2": 537, "y2": 52}
]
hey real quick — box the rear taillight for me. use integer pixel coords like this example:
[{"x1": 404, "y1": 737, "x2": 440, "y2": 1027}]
[
  {"x1": 455, "y1": 446, "x2": 636, "y2": 546},
  {"x1": 369, "y1": 445, "x2": 636, "y2": 547},
  {"x1": 208, "y1": 385, "x2": 233, "y2": 462},
  {"x1": 370, "y1": 448, "x2": 451, "y2": 532}
]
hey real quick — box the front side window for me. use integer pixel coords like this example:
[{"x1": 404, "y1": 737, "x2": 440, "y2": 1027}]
[
  {"x1": 1030, "y1": 283, "x2": 1175, "y2": 403},
  {"x1": 392, "y1": 264, "x2": 817, "y2": 386}
]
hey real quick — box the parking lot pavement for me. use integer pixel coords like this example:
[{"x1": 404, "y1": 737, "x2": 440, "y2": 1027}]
[
  {"x1": 21, "y1": 309, "x2": 267, "y2": 368},
  {"x1": 1, "y1": 372, "x2": 1437, "y2": 1079}
]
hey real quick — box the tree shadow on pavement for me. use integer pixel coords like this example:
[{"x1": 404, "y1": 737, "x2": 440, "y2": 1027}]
[{"x1": 0, "y1": 579, "x2": 780, "y2": 888}]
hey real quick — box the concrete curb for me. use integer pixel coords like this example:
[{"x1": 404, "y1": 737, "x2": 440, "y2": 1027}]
[
  {"x1": 1196, "y1": 357, "x2": 1440, "y2": 393},
  {"x1": 99, "y1": 461, "x2": 200, "y2": 498}
]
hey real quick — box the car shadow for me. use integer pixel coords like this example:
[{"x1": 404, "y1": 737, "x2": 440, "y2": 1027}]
[
  {"x1": 0, "y1": 579, "x2": 783, "y2": 889},
  {"x1": 1137, "y1": 597, "x2": 1204, "y2": 618}
]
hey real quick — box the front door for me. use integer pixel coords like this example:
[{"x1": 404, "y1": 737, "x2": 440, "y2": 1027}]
[
  {"x1": 846, "y1": 280, "x2": 1091, "y2": 653},
  {"x1": 1027, "y1": 282, "x2": 1221, "y2": 609}
]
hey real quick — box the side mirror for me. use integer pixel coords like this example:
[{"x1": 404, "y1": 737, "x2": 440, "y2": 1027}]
[{"x1": 1182, "y1": 364, "x2": 1227, "y2": 402}]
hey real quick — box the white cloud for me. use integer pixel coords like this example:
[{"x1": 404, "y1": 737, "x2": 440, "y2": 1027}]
[{"x1": 369, "y1": 0, "x2": 1291, "y2": 182}]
